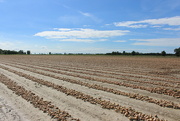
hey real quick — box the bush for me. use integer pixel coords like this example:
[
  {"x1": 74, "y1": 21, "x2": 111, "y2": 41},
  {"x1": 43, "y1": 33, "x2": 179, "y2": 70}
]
[{"x1": 174, "y1": 47, "x2": 180, "y2": 56}]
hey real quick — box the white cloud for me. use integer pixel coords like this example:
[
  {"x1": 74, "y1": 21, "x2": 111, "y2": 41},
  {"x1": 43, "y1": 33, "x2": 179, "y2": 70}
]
[
  {"x1": 105, "y1": 24, "x2": 112, "y2": 26},
  {"x1": 131, "y1": 38, "x2": 180, "y2": 46},
  {"x1": 0, "y1": 41, "x2": 14, "y2": 49},
  {"x1": 152, "y1": 25, "x2": 162, "y2": 28},
  {"x1": 34, "y1": 28, "x2": 129, "y2": 42},
  {"x1": 60, "y1": 38, "x2": 106, "y2": 42},
  {"x1": 83, "y1": 25, "x2": 91, "y2": 27},
  {"x1": 142, "y1": 16, "x2": 180, "y2": 25},
  {"x1": 114, "y1": 40, "x2": 126, "y2": 42},
  {"x1": 114, "y1": 16, "x2": 180, "y2": 28},
  {"x1": 0, "y1": 41, "x2": 26, "y2": 51},
  {"x1": 62, "y1": 4, "x2": 71, "y2": 9},
  {"x1": 128, "y1": 25, "x2": 148, "y2": 28},
  {"x1": 79, "y1": 11, "x2": 102, "y2": 23},
  {"x1": 79, "y1": 11, "x2": 92, "y2": 17},
  {"x1": 114, "y1": 21, "x2": 139, "y2": 27},
  {"x1": 163, "y1": 28, "x2": 180, "y2": 31},
  {"x1": 53, "y1": 28, "x2": 71, "y2": 31}
]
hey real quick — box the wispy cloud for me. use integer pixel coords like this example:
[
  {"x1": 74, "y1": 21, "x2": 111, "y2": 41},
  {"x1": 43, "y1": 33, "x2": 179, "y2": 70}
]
[
  {"x1": 114, "y1": 16, "x2": 180, "y2": 28},
  {"x1": 34, "y1": 28, "x2": 129, "y2": 42},
  {"x1": 163, "y1": 28, "x2": 180, "y2": 31},
  {"x1": 152, "y1": 25, "x2": 162, "y2": 28},
  {"x1": 131, "y1": 38, "x2": 180, "y2": 46},
  {"x1": 127, "y1": 25, "x2": 148, "y2": 28},
  {"x1": 114, "y1": 40, "x2": 126, "y2": 42},
  {"x1": 60, "y1": 38, "x2": 107, "y2": 42},
  {"x1": 0, "y1": 41, "x2": 14, "y2": 49},
  {"x1": 62, "y1": 4, "x2": 71, "y2": 9},
  {"x1": 79, "y1": 11, "x2": 92, "y2": 17},
  {"x1": 53, "y1": 28, "x2": 72, "y2": 31},
  {"x1": 61, "y1": 4, "x2": 102, "y2": 23},
  {"x1": 79, "y1": 11, "x2": 102, "y2": 23}
]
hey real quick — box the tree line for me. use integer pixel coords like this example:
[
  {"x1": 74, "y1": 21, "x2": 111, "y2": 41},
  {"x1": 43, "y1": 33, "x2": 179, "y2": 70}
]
[
  {"x1": 106, "y1": 47, "x2": 180, "y2": 56},
  {"x1": 105, "y1": 51, "x2": 167, "y2": 56},
  {"x1": 0, "y1": 47, "x2": 179, "y2": 56},
  {"x1": 0, "y1": 49, "x2": 31, "y2": 55}
]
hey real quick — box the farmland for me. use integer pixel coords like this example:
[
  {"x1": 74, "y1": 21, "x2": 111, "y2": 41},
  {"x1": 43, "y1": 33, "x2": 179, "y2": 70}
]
[{"x1": 0, "y1": 55, "x2": 179, "y2": 121}]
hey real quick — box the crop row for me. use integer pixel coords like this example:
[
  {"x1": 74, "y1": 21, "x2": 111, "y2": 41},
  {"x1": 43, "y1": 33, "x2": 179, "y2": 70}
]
[
  {"x1": 22, "y1": 63, "x2": 180, "y2": 88},
  {"x1": 0, "y1": 65, "x2": 167, "y2": 121},
  {"x1": 1, "y1": 63, "x2": 180, "y2": 99},
  {"x1": 3, "y1": 55, "x2": 180, "y2": 82},
  {"x1": 1, "y1": 63, "x2": 180, "y2": 109},
  {"x1": 34, "y1": 59, "x2": 179, "y2": 81},
  {"x1": 51, "y1": 64, "x2": 180, "y2": 83},
  {"x1": 0, "y1": 74, "x2": 79, "y2": 121},
  {"x1": 4, "y1": 60, "x2": 179, "y2": 85},
  {"x1": 6, "y1": 61, "x2": 177, "y2": 88}
]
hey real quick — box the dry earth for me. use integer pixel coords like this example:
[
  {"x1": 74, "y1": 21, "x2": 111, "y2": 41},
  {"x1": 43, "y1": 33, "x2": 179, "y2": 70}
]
[{"x1": 0, "y1": 55, "x2": 179, "y2": 121}]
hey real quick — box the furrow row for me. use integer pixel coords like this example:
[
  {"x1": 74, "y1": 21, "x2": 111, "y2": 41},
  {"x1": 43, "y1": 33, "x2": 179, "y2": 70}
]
[
  {"x1": 2, "y1": 63, "x2": 180, "y2": 109},
  {"x1": 6, "y1": 61, "x2": 179, "y2": 88},
  {"x1": 2, "y1": 63, "x2": 180, "y2": 98},
  {"x1": 0, "y1": 74, "x2": 79, "y2": 121},
  {"x1": 0, "y1": 64, "x2": 167, "y2": 121},
  {"x1": 5, "y1": 60, "x2": 179, "y2": 84}
]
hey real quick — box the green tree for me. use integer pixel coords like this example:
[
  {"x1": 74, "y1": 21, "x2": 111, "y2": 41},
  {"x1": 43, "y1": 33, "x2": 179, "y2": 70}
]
[
  {"x1": 131, "y1": 51, "x2": 136, "y2": 56},
  {"x1": 19, "y1": 50, "x2": 25, "y2": 54},
  {"x1": 174, "y1": 47, "x2": 180, "y2": 56},
  {"x1": 27, "y1": 50, "x2": 31, "y2": 55},
  {"x1": 161, "y1": 51, "x2": 166, "y2": 56},
  {"x1": 0, "y1": 49, "x2": 3, "y2": 54}
]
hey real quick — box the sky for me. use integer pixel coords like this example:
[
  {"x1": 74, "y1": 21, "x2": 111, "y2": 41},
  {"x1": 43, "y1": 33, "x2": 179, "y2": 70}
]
[{"x1": 0, "y1": 0, "x2": 180, "y2": 54}]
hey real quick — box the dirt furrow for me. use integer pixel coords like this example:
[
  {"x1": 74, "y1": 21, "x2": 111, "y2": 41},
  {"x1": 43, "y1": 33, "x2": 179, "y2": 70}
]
[
  {"x1": 1, "y1": 63, "x2": 179, "y2": 99},
  {"x1": 0, "y1": 68, "x2": 129, "y2": 121},
  {"x1": 3, "y1": 62, "x2": 180, "y2": 109},
  {"x1": 0, "y1": 64, "x2": 171, "y2": 121},
  {"x1": 2, "y1": 60, "x2": 179, "y2": 85},
  {"x1": 1, "y1": 64, "x2": 179, "y2": 121},
  {"x1": 3, "y1": 61, "x2": 179, "y2": 104},
  {"x1": 7, "y1": 61, "x2": 179, "y2": 89},
  {"x1": 0, "y1": 55, "x2": 179, "y2": 121},
  {"x1": 0, "y1": 74, "x2": 81, "y2": 121}
]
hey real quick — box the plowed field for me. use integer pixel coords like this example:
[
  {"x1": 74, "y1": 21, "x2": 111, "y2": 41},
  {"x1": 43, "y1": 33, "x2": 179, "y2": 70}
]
[{"x1": 0, "y1": 55, "x2": 179, "y2": 121}]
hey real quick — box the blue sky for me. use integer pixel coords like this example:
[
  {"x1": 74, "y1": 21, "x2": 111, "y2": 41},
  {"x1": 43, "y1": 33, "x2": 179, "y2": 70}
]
[{"x1": 0, "y1": 0, "x2": 180, "y2": 54}]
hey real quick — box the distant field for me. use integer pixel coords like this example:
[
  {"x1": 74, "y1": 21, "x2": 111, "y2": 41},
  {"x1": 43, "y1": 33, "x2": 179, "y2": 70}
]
[{"x1": 0, "y1": 55, "x2": 179, "y2": 121}]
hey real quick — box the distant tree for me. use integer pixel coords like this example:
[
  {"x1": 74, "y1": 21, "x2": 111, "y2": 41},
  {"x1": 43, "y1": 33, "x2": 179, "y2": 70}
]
[
  {"x1": 161, "y1": 51, "x2": 166, "y2": 56},
  {"x1": 27, "y1": 50, "x2": 31, "y2": 55},
  {"x1": 4, "y1": 50, "x2": 8, "y2": 54},
  {"x1": 131, "y1": 51, "x2": 136, "y2": 56},
  {"x1": 174, "y1": 47, "x2": 180, "y2": 56},
  {"x1": 0, "y1": 49, "x2": 3, "y2": 54},
  {"x1": 19, "y1": 50, "x2": 25, "y2": 54},
  {"x1": 49, "y1": 52, "x2": 52, "y2": 55},
  {"x1": 111, "y1": 51, "x2": 121, "y2": 55},
  {"x1": 123, "y1": 51, "x2": 126, "y2": 55}
]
